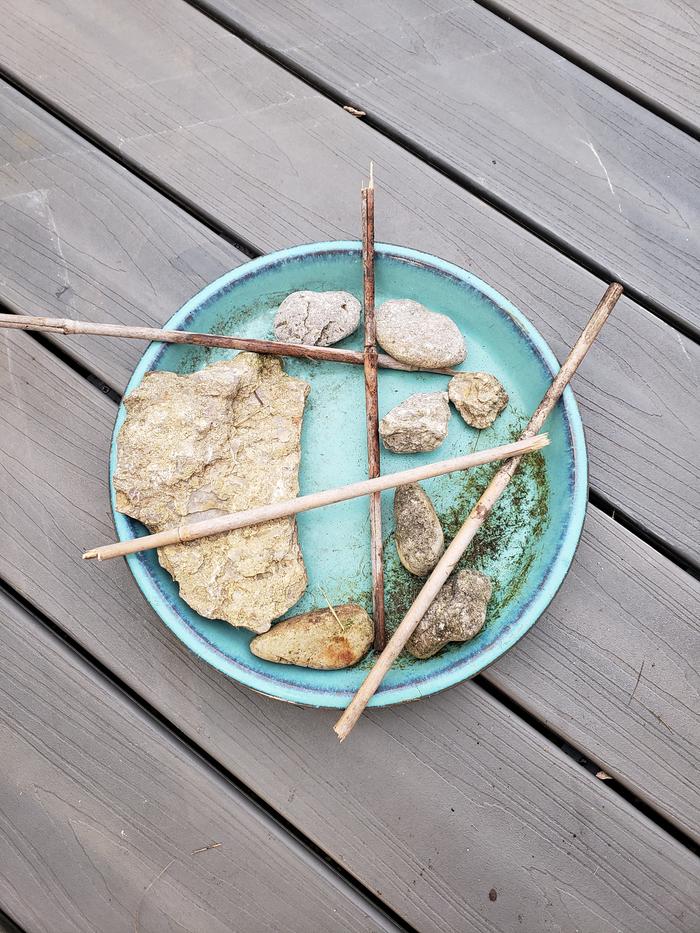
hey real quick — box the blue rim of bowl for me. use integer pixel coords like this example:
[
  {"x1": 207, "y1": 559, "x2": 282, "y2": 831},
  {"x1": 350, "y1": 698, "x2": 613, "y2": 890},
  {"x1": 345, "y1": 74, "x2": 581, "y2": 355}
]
[{"x1": 110, "y1": 241, "x2": 588, "y2": 708}]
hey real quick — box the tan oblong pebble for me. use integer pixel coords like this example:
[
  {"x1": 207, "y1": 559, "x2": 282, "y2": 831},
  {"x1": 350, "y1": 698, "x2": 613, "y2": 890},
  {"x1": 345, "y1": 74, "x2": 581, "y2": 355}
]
[
  {"x1": 376, "y1": 299, "x2": 466, "y2": 368},
  {"x1": 448, "y1": 372, "x2": 508, "y2": 429},
  {"x1": 394, "y1": 484, "x2": 444, "y2": 577},
  {"x1": 406, "y1": 568, "x2": 492, "y2": 659},
  {"x1": 250, "y1": 604, "x2": 374, "y2": 669}
]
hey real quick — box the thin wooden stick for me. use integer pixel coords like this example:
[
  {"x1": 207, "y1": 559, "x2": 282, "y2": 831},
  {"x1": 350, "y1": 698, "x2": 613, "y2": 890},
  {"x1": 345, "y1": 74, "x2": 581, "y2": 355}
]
[
  {"x1": 334, "y1": 282, "x2": 624, "y2": 742},
  {"x1": 0, "y1": 313, "x2": 457, "y2": 376},
  {"x1": 362, "y1": 163, "x2": 386, "y2": 651},
  {"x1": 82, "y1": 435, "x2": 549, "y2": 561}
]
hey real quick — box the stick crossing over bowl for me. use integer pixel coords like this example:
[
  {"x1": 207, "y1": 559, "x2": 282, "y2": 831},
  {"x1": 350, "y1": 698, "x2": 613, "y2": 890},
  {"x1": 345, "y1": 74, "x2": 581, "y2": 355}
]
[
  {"x1": 333, "y1": 282, "x2": 623, "y2": 740},
  {"x1": 0, "y1": 313, "x2": 458, "y2": 376},
  {"x1": 83, "y1": 435, "x2": 549, "y2": 561}
]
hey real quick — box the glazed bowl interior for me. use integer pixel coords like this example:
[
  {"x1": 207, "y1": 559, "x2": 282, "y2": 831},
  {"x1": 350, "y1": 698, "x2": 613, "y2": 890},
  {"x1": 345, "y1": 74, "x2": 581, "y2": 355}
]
[{"x1": 111, "y1": 242, "x2": 587, "y2": 707}]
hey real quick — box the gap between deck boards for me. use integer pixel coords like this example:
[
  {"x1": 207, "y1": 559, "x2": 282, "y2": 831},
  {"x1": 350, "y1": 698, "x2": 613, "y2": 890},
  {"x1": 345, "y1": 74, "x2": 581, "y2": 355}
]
[
  {"x1": 469, "y1": 0, "x2": 700, "y2": 143},
  {"x1": 3, "y1": 570, "x2": 699, "y2": 871},
  {"x1": 0, "y1": 37, "x2": 697, "y2": 348},
  {"x1": 0, "y1": 333, "x2": 697, "y2": 858},
  {"x1": 0, "y1": 67, "x2": 260, "y2": 264},
  {"x1": 180, "y1": 0, "x2": 700, "y2": 344},
  {"x1": 0, "y1": 580, "x2": 414, "y2": 933}
]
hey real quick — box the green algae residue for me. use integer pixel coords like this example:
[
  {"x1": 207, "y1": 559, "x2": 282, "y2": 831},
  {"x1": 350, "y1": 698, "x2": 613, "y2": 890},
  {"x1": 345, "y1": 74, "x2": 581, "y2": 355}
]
[{"x1": 357, "y1": 447, "x2": 550, "y2": 668}]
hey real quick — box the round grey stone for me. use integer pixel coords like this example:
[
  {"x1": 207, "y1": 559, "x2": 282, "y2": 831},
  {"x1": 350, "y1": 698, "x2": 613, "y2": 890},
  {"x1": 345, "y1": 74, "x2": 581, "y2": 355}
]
[
  {"x1": 274, "y1": 290, "x2": 361, "y2": 346},
  {"x1": 376, "y1": 299, "x2": 466, "y2": 368}
]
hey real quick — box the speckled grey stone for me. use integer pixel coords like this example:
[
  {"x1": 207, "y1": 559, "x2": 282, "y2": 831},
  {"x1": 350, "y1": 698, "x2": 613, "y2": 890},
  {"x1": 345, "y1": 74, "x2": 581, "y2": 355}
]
[
  {"x1": 274, "y1": 290, "x2": 361, "y2": 346},
  {"x1": 448, "y1": 372, "x2": 508, "y2": 429},
  {"x1": 406, "y1": 568, "x2": 493, "y2": 659},
  {"x1": 379, "y1": 392, "x2": 450, "y2": 453},
  {"x1": 394, "y1": 484, "x2": 444, "y2": 576},
  {"x1": 376, "y1": 299, "x2": 466, "y2": 368}
]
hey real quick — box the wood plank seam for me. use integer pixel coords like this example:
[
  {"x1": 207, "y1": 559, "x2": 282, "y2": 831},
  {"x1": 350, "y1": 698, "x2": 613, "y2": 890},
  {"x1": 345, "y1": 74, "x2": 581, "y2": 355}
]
[
  {"x1": 0, "y1": 65, "x2": 261, "y2": 262},
  {"x1": 589, "y1": 489, "x2": 699, "y2": 581},
  {"x1": 0, "y1": 581, "x2": 410, "y2": 933},
  {"x1": 470, "y1": 0, "x2": 700, "y2": 142},
  {"x1": 1, "y1": 21, "x2": 698, "y2": 347},
  {"x1": 475, "y1": 674, "x2": 700, "y2": 857},
  {"x1": 0, "y1": 298, "x2": 122, "y2": 403},
  {"x1": 179, "y1": 0, "x2": 700, "y2": 344}
]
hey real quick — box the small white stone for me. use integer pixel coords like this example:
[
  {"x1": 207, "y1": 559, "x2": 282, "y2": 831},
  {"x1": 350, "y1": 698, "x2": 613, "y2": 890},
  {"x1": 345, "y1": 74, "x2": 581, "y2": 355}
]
[
  {"x1": 380, "y1": 392, "x2": 450, "y2": 453},
  {"x1": 274, "y1": 290, "x2": 360, "y2": 346}
]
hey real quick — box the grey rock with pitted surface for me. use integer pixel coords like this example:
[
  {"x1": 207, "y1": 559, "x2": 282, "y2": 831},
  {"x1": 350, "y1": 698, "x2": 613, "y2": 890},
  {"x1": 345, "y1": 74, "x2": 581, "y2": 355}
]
[
  {"x1": 376, "y1": 299, "x2": 466, "y2": 368},
  {"x1": 394, "y1": 483, "x2": 444, "y2": 576},
  {"x1": 379, "y1": 391, "x2": 450, "y2": 453},
  {"x1": 274, "y1": 290, "x2": 361, "y2": 346},
  {"x1": 448, "y1": 372, "x2": 508, "y2": 429},
  {"x1": 406, "y1": 568, "x2": 492, "y2": 658},
  {"x1": 114, "y1": 353, "x2": 309, "y2": 633}
]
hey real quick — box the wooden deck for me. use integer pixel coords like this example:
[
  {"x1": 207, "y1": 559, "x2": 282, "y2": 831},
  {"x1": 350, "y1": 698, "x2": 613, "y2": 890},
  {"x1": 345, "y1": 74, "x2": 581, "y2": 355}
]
[{"x1": 0, "y1": 1, "x2": 698, "y2": 930}]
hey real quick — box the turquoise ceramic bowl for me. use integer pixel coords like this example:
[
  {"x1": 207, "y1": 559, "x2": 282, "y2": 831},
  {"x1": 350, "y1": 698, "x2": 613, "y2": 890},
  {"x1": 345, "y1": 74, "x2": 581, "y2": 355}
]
[{"x1": 110, "y1": 242, "x2": 587, "y2": 707}]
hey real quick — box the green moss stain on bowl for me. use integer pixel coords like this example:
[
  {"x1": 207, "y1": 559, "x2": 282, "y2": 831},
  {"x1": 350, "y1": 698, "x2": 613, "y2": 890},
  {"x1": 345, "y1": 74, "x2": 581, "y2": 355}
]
[{"x1": 110, "y1": 242, "x2": 587, "y2": 708}]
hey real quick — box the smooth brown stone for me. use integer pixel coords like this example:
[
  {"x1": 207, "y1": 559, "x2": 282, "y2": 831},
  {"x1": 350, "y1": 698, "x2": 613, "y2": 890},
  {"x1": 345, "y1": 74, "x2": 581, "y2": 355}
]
[{"x1": 250, "y1": 604, "x2": 374, "y2": 669}]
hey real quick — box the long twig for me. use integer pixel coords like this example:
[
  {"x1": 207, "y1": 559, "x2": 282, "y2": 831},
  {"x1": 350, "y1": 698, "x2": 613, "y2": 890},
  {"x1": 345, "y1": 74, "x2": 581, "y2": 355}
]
[
  {"x1": 362, "y1": 163, "x2": 386, "y2": 651},
  {"x1": 82, "y1": 436, "x2": 549, "y2": 561},
  {"x1": 334, "y1": 282, "x2": 624, "y2": 741},
  {"x1": 0, "y1": 313, "x2": 457, "y2": 376}
]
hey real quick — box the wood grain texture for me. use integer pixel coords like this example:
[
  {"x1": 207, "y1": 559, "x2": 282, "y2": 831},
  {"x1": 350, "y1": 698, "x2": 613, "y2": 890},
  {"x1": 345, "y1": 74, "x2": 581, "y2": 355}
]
[
  {"x1": 1, "y1": 0, "x2": 699, "y2": 332},
  {"x1": 0, "y1": 593, "x2": 395, "y2": 933},
  {"x1": 1, "y1": 328, "x2": 699, "y2": 932},
  {"x1": 0, "y1": 86, "x2": 242, "y2": 390},
  {"x1": 483, "y1": 0, "x2": 700, "y2": 132},
  {"x1": 0, "y1": 82, "x2": 697, "y2": 561},
  {"x1": 200, "y1": 0, "x2": 700, "y2": 330},
  {"x1": 336, "y1": 284, "x2": 624, "y2": 739}
]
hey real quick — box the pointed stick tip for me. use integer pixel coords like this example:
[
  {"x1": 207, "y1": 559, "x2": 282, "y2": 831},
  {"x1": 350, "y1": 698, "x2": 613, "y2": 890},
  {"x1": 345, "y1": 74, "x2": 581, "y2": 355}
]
[{"x1": 82, "y1": 549, "x2": 98, "y2": 560}]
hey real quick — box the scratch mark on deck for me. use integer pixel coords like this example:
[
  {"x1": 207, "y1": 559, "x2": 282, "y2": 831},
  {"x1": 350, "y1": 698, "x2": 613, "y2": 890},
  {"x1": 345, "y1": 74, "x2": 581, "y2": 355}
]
[{"x1": 579, "y1": 139, "x2": 623, "y2": 215}]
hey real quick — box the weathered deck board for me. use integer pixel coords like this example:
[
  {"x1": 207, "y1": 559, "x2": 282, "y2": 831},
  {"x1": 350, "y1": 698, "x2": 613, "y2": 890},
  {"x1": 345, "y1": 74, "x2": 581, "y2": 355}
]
[
  {"x1": 482, "y1": 0, "x2": 700, "y2": 132},
  {"x1": 1, "y1": 328, "x2": 698, "y2": 933},
  {"x1": 0, "y1": 592, "x2": 396, "y2": 933},
  {"x1": 1, "y1": 84, "x2": 697, "y2": 560},
  {"x1": 203, "y1": 0, "x2": 698, "y2": 330},
  {"x1": 0, "y1": 0, "x2": 699, "y2": 333},
  {"x1": 0, "y1": 92, "x2": 241, "y2": 387}
]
